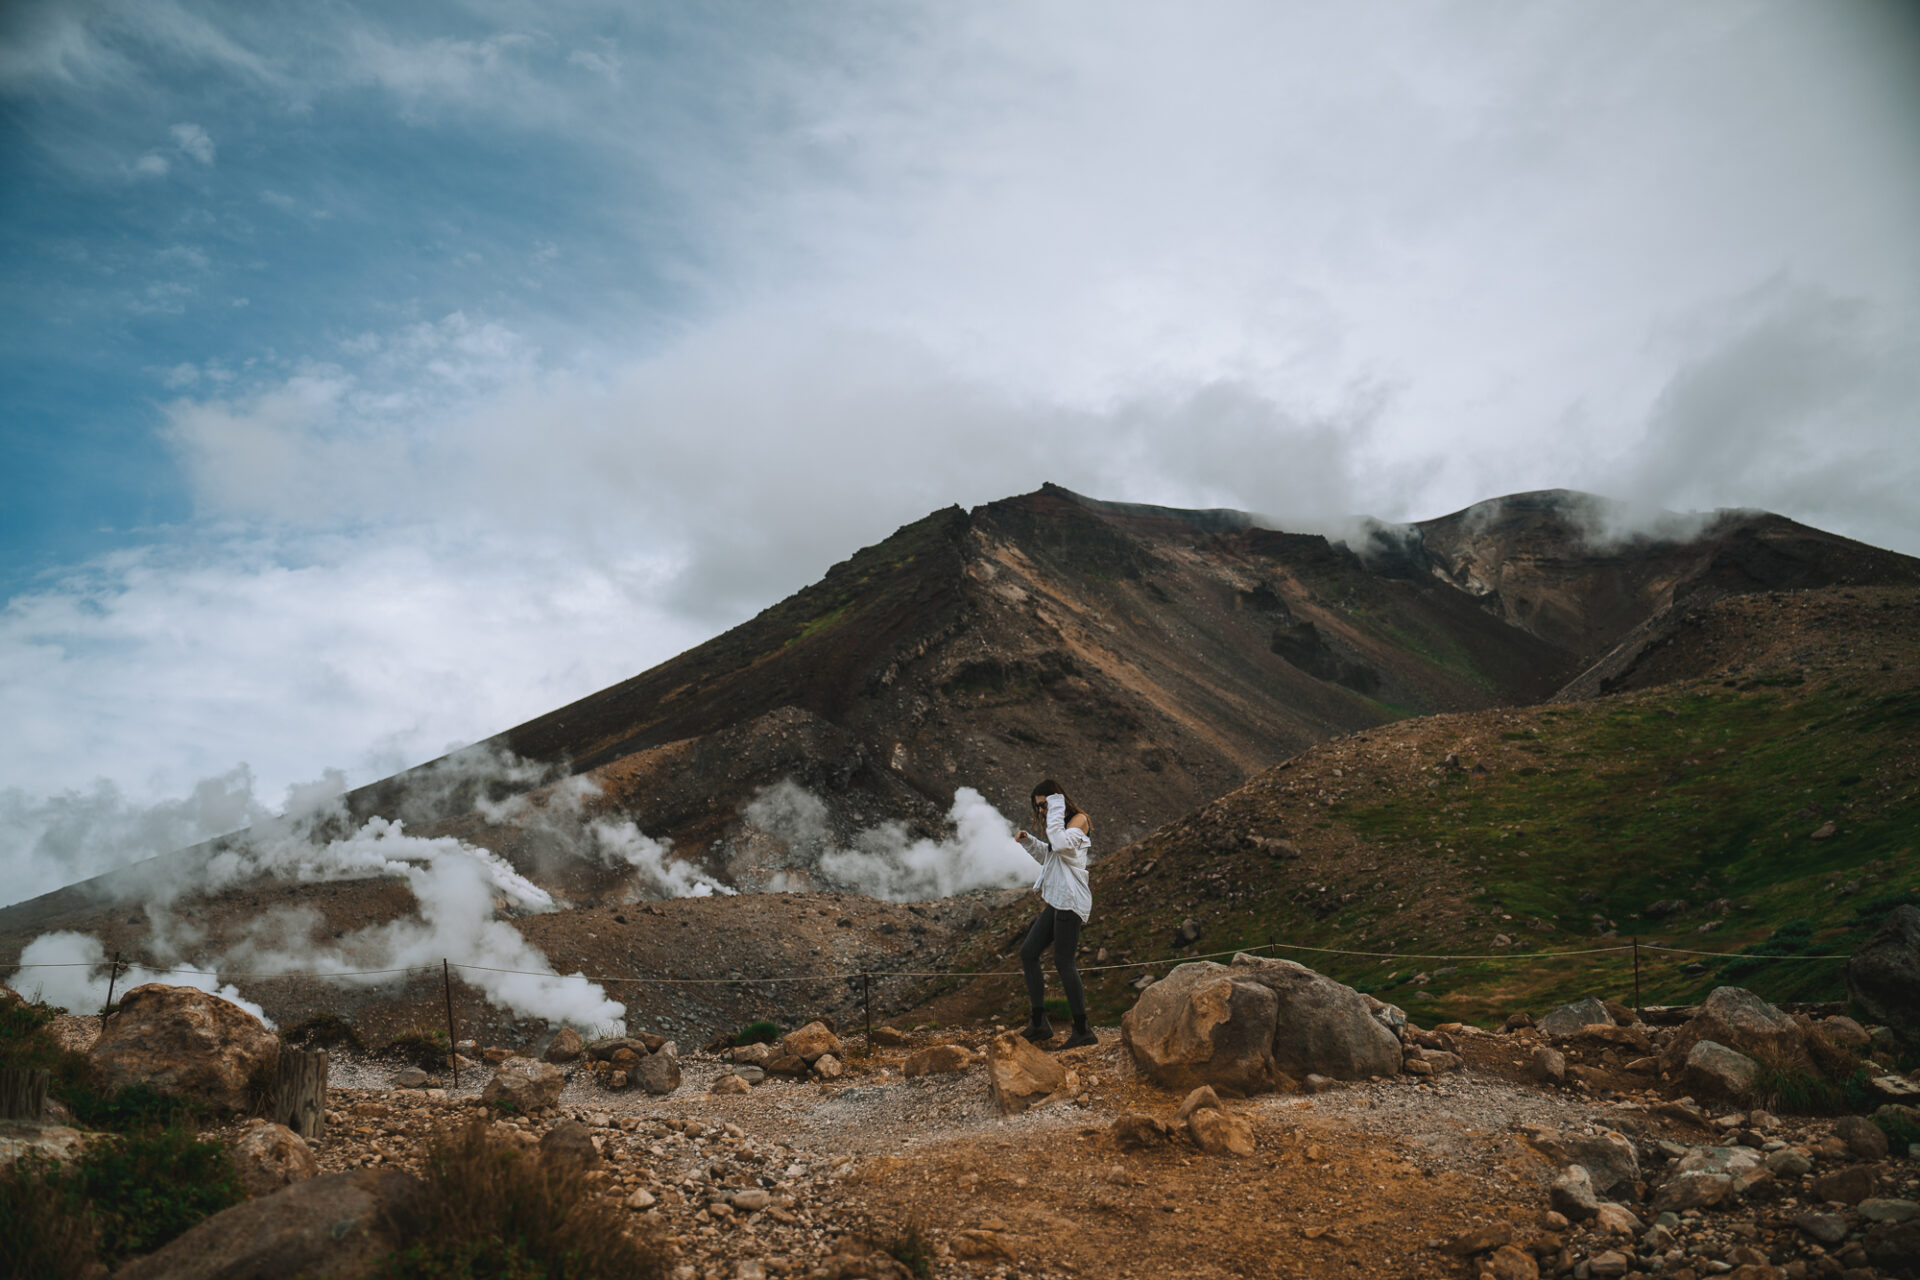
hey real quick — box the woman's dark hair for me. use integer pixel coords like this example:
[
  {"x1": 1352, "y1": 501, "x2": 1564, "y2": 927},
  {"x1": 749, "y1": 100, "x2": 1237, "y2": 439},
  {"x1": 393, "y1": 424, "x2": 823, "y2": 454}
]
[{"x1": 1030, "y1": 779, "x2": 1087, "y2": 827}]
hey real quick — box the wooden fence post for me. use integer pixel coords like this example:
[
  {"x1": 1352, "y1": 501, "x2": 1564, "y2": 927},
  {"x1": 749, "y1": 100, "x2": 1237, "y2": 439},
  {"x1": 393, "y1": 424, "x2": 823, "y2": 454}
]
[
  {"x1": 271, "y1": 1048, "x2": 328, "y2": 1141},
  {"x1": 0, "y1": 1069, "x2": 49, "y2": 1121}
]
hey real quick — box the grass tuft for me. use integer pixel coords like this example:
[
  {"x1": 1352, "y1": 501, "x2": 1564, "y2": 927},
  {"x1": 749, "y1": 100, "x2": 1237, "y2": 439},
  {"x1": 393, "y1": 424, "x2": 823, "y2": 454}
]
[{"x1": 379, "y1": 1119, "x2": 666, "y2": 1280}]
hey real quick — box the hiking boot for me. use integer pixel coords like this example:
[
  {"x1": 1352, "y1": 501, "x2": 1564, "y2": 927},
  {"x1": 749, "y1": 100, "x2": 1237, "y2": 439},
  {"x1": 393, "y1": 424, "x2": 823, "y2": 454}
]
[
  {"x1": 1019, "y1": 1010, "x2": 1055, "y2": 1044},
  {"x1": 1055, "y1": 1019, "x2": 1098, "y2": 1050}
]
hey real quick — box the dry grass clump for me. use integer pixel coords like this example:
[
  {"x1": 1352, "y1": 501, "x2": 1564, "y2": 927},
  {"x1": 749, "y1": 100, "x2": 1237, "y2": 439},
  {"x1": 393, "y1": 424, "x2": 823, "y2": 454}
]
[{"x1": 380, "y1": 1119, "x2": 666, "y2": 1280}]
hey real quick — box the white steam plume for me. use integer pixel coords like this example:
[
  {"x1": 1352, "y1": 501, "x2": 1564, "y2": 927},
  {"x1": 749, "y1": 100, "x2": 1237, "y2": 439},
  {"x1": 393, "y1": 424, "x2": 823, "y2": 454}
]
[
  {"x1": 10, "y1": 931, "x2": 272, "y2": 1025},
  {"x1": 745, "y1": 780, "x2": 1035, "y2": 901}
]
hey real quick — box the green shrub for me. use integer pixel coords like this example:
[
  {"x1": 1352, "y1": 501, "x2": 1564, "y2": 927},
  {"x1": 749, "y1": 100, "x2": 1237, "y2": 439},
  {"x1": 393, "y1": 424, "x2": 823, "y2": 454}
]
[
  {"x1": 884, "y1": 1220, "x2": 934, "y2": 1280},
  {"x1": 387, "y1": 1029, "x2": 452, "y2": 1070},
  {"x1": 281, "y1": 1011, "x2": 365, "y2": 1052},
  {"x1": 66, "y1": 1082, "x2": 205, "y2": 1133},
  {"x1": 0, "y1": 1161, "x2": 98, "y2": 1280},
  {"x1": 379, "y1": 1120, "x2": 666, "y2": 1280},
  {"x1": 1876, "y1": 1110, "x2": 1920, "y2": 1153},
  {"x1": 1750, "y1": 1061, "x2": 1875, "y2": 1115},
  {"x1": 733, "y1": 1020, "x2": 781, "y2": 1046},
  {"x1": 3, "y1": 1125, "x2": 244, "y2": 1271}
]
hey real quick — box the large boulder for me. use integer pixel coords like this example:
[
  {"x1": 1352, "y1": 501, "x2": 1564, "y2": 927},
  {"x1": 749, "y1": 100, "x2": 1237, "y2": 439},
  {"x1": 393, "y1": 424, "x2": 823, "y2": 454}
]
[
  {"x1": 1847, "y1": 905, "x2": 1920, "y2": 1051},
  {"x1": 542, "y1": 1028, "x2": 584, "y2": 1064},
  {"x1": 1659, "y1": 987, "x2": 1804, "y2": 1075},
  {"x1": 231, "y1": 1121, "x2": 319, "y2": 1197},
  {"x1": 1120, "y1": 955, "x2": 1400, "y2": 1093},
  {"x1": 986, "y1": 1031, "x2": 1072, "y2": 1114},
  {"x1": 114, "y1": 1168, "x2": 417, "y2": 1280},
  {"x1": 88, "y1": 984, "x2": 279, "y2": 1113},
  {"x1": 481, "y1": 1057, "x2": 565, "y2": 1111},
  {"x1": 1685, "y1": 1040, "x2": 1759, "y2": 1098}
]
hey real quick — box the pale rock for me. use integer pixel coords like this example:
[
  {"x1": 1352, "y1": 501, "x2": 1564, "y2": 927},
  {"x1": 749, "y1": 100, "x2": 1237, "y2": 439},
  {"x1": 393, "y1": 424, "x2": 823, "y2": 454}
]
[
  {"x1": 731, "y1": 1188, "x2": 772, "y2": 1212},
  {"x1": 1187, "y1": 1107, "x2": 1256, "y2": 1157},
  {"x1": 781, "y1": 1021, "x2": 845, "y2": 1064},
  {"x1": 1530, "y1": 1047, "x2": 1567, "y2": 1085},
  {"x1": 231, "y1": 1122, "x2": 319, "y2": 1197},
  {"x1": 482, "y1": 1057, "x2": 566, "y2": 1111},
  {"x1": 1660, "y1": 987, "x2": 1804, "y2": 1075},
  {"x1": 1538, "y1": 997, "x2": 1613, "y2": 1037},
  {"x1": 1858, "y1": 1198, "x2": 1918, "y2": 1223},
  {"x1": 710, "y1": 1074, "x2": 751, "y2": 1095},
  {"x1": 1685, "y1": 1039, "x2": 1760, "y2": 1098},
  {"x1": 88, "y1": 983, "x2": 279, "y2": 1113},
  {"x1": 1550, "y1": 1165, "x2": 1600, "y2": 1220},
  {"x1": 1175, "y1": 1085, "x2": 1223, "y2": 1122},
  {"x1": 1591, "y1": 1202, "x2": 1643, "y2": 1235},
  {"x1": 986, "y1": 1031, "x2": 1070, "y2": 1115},
  {"x1": 904, "y1": 1044, "x2": 973, "y2": 1076},
  {"x1": 812, "y1": 1053, "x2": 844, "y2": 1081}
]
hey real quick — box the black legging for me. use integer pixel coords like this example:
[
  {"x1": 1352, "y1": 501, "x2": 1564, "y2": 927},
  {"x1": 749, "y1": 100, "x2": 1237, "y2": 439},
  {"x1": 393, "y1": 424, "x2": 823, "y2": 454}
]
[{"x1": 1020, "y1": 904, "x2": 1086, "y2": 1020}]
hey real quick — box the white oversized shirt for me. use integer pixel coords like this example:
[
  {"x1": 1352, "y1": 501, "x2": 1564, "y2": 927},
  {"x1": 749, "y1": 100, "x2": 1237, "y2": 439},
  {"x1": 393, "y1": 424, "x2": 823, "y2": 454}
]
[{"x1": 1016, "y1": 793, "x2": 1093, "y2": 923}]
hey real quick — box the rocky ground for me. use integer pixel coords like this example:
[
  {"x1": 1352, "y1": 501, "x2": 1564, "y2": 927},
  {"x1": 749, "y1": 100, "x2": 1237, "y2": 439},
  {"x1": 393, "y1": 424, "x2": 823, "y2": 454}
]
[{"x1": 176, "y1": 1018, "x2": 1920, "y2": 1280}]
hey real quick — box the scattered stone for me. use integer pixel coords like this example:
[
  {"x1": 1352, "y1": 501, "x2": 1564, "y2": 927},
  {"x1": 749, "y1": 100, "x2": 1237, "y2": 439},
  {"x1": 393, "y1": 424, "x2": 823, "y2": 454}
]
[
  {"x1": 986, "y1": 1031, "x2": 1072, "y2": 1115},
  {"x1": 1586, "y1": 1248, "x2": 1630, "y2": 1278},
  {"x1": 1549, "y1": 1166, "x2": 1599, "y2": 1221},
  {"x1": 1820, "y1": 1015, "x2": 1872, "y2": 1047},
  {"x1": 1858, "y1": 1198, "x2": 1918, "y2": 1223},
  {"x1": 635, "y1": 1047, "x2": 682, "y2": 1096},
  {"x1": 812, "y1": 1054, "x2": 844, "y2": 1081},
  {"x1": 1111, "y1": 1113, "x2": 1171, "y2": 1149},
  {"x1": 1835, "y1": 1114, "x2": 1890, "y2": 1160},
  {"x1": 392, "y1": 1067, "x2": 428, "y2": 1089},
  {"x1": 1685, "y1": 1039, "x2": 1760, "y2": 1098},
  {"x1": 1484, "y1": 1244, "x2": 1538, "y2": 1280},
  {"x1": 781, "y1": 1021, "x2": 845, "y2": 1065},
  {"x1": 1795, "y1": 1210, "x2": 1849, "y2": 1244},
  {"x1": 731, "y1": 1188, "x2": 771, "y2": 1212},
  {"x1": 1174, "y1": 1085, "x2": 1223, "y2": 1123},
  {"x1": 482, "y1": 1057, "x2": 565, "y2": 1111},
  {"x1": 1174, "y1": 917, "x2": 1202, "y2": 945},
  {"x1": 230, "y1": 1122, "x2": 318, "y2": 1197},
  {"x1": 87, "y1": 984, "x2": 279, "y2": 1114},
  {"x1": 904, "y1": 1044, "x2": 973, "y2": 1076},
  {"x1": 1529, "y1": 1047, "x2": 1567, "y2": 1085},
  {"x1": 1442, "y1": 1224, "x2": 1513, "y2": 1255},
  {"x1": 625, "y1": 1188, "x2": 656, "y2": 1210},
  {"x1": 1660, "y1": 987, "x2": 1805, "y2": 1075},
  {"x1": 537, "y1": 1119, "x2": 598, "y2": 1170},
  {"x1": 1303, "y1": 1074, "x2": 1336, "y2": 1094},
  {"x1": 542, "y1": 1028, "x2": 584, "y2": 1064},
  {"x1": 1537, "y1": 997, "x2": 1613, "y2": 1037},
  {"x1": 1590, "y1": 1202, "x2": 1642, "y2": 1236},
  {"x1": 1810, "y1": 1164, "x2": 1878, "y2": 1205},
  {"x1": 1766, "y1": 1147, "x2": 1813, "y2": 1176},
  {"x1": 1187, "y1": 1107, "x2": 1256, "y2": 1157},
  {"x1": 710, "y1": 1074, "x2": 751, "y2": 1095},
  {"x1": 870, "y1": 1026, "x2": 911, "y2": 1047}
]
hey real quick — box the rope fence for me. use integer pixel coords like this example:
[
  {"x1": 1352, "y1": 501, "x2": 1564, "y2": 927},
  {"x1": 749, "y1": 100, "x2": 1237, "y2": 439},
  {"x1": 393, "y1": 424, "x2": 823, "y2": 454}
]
[{"x1": 5, "y1": 935, "x2": 1854, "y2": 987}]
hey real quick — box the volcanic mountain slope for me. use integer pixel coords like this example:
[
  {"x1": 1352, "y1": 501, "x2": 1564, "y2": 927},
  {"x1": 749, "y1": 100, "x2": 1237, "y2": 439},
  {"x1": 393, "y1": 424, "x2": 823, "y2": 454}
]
[
  {"x1": 914, "y1": 583, "x2": 1920, "y2": 1031},
  {"x1": 341, "y1": 485, "x2": 1920, "y2": 889}
]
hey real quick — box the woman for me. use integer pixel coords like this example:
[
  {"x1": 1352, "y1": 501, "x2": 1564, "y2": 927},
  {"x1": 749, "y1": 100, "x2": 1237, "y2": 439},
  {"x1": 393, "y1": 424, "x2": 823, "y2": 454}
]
[{"x1": 1012, "y1": 779, "x2": 1096, "y2": 1049}]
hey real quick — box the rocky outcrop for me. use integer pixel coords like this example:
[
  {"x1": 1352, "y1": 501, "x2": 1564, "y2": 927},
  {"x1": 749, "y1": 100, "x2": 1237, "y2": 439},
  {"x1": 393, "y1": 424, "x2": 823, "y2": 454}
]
[
  {"x1": 985, "y1": 1031, "x2": 1073, "y2": 1115},
  {"x1": 1120, "y1": 955, "x2": 1400, "y2": 1093},
  {"x1": 1659, "y1": 987, "x2": 1803, "y2": 1075},
  {"x1": 1847, "y1": 905, "x2": 1920, "y2": 1050},
  {"x1": 481, "y1": 1057, "x2": 565, "y2": 1111},
  {"x1": 88, "y1": 984, "x2": 279, "y2": 1113},
  {"x1": 113, "y1": 1168, "x2": 417, "y2": 1280},
  {"x1": 231, "y1": 1121, "x2": 319, "y2": 1197},
  {"x1": 1538, "y1": 997, "x2": 1613, "y2": 1037}
]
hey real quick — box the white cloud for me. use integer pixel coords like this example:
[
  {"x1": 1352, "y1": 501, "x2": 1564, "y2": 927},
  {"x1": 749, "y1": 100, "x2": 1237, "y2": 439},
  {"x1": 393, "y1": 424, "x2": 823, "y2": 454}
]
[
  {"x1": 131, "y1": 151, "x2": 169, "y2": 178},
  {"x1": 169, "y1": 121, "x2": 214, "y2": 163}
]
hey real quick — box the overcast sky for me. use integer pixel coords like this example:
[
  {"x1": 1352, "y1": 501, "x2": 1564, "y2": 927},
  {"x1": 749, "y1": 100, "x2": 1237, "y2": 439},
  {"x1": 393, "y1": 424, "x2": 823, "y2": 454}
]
[{"x1": 2, "y1": 1, "x2": 1917, "y2": 892}]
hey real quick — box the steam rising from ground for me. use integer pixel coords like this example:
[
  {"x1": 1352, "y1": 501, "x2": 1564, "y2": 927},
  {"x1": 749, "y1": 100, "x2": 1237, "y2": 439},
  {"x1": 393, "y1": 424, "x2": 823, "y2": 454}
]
[
  {"x1": 12, "y1": 931, "x2": 272, "y2": 1026},
  {"x1": 744, "y1": 780, "x2": 1035, "y2": 900},
  {"x1": 4, "y1": 746, "x2": 645, "y2": 1030}
]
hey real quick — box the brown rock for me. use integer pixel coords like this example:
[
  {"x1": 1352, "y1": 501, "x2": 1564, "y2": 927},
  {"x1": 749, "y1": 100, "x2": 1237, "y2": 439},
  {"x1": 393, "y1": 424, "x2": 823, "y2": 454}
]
[
  {"x1": 609, "y1": 1047, "x2": 641, "y2": 1070},
  {"x1": 113, "y1": 1169, "x2": 417, "y2": 1280},
  {"x1": 1660, "y1": 987, "x2": 1805, "y2": 1075},
  {"x1": 635, "y1": 1047, "x2": 681, "y2": 1095},
  {"x1": 763, "y1": 1050, "x2": 810, "y2": 1077},
  {"x1": 951, "y1": 1229, "x2": 1012, "y2": 1261},
  {"x1": 87, "y1": 984, "x2": 278, "y2": 1114},
  {"x1": 904, "y1": 1044, "x2": 972, "y2": 1076},
  {"x1": 781, "y1": 1021, "x2": 845, "y2": 1064},
  {"x1": 870, "y1": 1026, "x2": 911, "y2": 1047},
  {"x1": 1810, "y1": 1164, "x2": 1878, "y2": 1206},
  {"x1": 1834, "y1": 1115, "x2": 1890, "y2": 1161},
  {"x1": 986, "y1": 1031, "x2": 1070, "y2": 1115},
  {"x1": 481, "y1": 1057, "x2": 565, "y2": 1111},
  {"x1": 812, "y1": 1053, "x2": 845, "y2": 1081},
  {"x1": 710, "y1": 1074, "x2": 751, "y2": 1094},
  {"x1": 1442, "y1": 1223, "x2": 1513, "y2": 1255},
  {"x1": 537, "y1": 1119, "x2": 598, "y2": 1169},
  {"x1": 1111, "y1": 1113, "x2": 1170, "y2": 1149},
  {"x1": 231, "y1": 1122, "x2": 319, "y2": 1197},
  {"x1": 1530, "y1": 1047, "x2": 1567, "y2": 1085},
  {"x1": 1174, "y1": 1085, "x2": 1223, "y2": 1122},
  {"x1": 1188, "y1": 1107, "x2": 1255, "y2": 1156},
  {"x1": 729, "y1": 1041, "x2": 774, "y2": 1066},
  {"x1": 1485, "y1": 1243, "x2": 1540, "y2": 1280},
  {"x1": 542, "y1": 1028, "x2": 584, "y2": 1063}
]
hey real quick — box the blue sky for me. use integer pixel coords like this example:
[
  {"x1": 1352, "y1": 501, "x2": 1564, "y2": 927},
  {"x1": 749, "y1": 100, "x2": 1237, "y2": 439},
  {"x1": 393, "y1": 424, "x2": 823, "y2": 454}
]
[{"x1": 3, "y1": 1, "x2": 1918, "y2": 902}]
